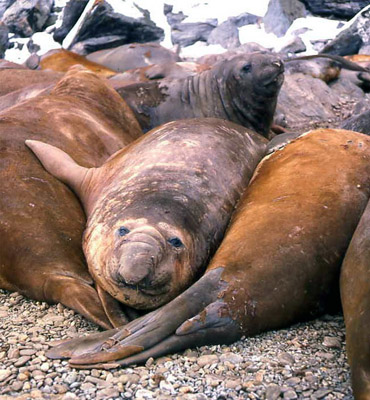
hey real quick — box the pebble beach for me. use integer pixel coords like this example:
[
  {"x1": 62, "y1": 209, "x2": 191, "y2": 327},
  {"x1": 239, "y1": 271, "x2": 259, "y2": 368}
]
[{"x1": 0, "y1": 290, "x2": 352, "y2": 399}]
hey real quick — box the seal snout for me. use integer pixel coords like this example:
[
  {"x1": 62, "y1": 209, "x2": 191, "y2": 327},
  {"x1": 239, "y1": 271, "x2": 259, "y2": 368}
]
[{"x1": 114, "y1": 228, "x2": 166, "y2": 289}]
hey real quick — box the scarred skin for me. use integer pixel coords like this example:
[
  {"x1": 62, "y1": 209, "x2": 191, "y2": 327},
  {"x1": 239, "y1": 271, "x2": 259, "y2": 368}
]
[
  {"x1": 46, "y1": 129, "x2": 370, "y2": 400},
  {"x1": 341, "y1": 199, "x2": 370, "y2": 400},
  {"x1": 115, "y1": 52, "x2": 284, "y2": 137},
  {"x1": 26, "y1": 118, "x2": 267, "y2": 310},
  {"x1": 0, "y1": 67, "x2": 142, "y2": 329}
]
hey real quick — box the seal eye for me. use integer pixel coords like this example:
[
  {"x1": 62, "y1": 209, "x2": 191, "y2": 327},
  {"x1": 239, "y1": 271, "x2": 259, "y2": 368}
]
[
  {"x1": 117, "y1": 226, "x2": 130, "y2": 237},
  {"x1": 168, "y1": 237, "x2": 183, "y2": 248},
  {"x1": 241, "y1": 63, "x2": 252, "y2": 73}
]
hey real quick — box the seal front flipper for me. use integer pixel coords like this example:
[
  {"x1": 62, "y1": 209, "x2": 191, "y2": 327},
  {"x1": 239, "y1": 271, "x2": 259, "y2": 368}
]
[
  {"x1": 46, "y1": 268, "x2": 228, "y2": 366},
  {"x1": 340, "y1": 198, "x2": 370, "y2": 400},
  {"x1": 43, "y1": 274, "x2": 113, "y2": 330}
]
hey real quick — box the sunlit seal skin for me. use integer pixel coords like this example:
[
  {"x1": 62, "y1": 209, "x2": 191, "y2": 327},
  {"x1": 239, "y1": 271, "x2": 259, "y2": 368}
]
[
  {"x1": 340, "y1": 198, "x2": 370, "y2": 400},
  {"x1": 115, "y1": 53, "x2": 284, "y2": 137},
  {"x1": 0, "y1": 69, "x2": 63, "y2": 97},
  {"x1": 46, "y1": 129, "x2": 370, "y2": 400},
  {"x1": 26, "y1": 118, "x2": 267, "y2": 311},
  {"x1": 32, "y1": 49, "x2": 117, "y2": 77},
  {"x1": 0, "y1": 67, "x2": 142, "y2": 329}
]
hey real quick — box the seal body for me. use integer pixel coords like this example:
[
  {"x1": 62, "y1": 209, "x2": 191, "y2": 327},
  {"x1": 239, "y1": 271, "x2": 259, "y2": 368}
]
[
  {"x1": 47, "y1": 129, "x2": 370, "y2": 400},
  {"x1": 86, "y1": 43, "x2": 181, "y2": 72},
  {"x1": 340, "y1": 198, "x2": 370, "y2": 400},
  {"x1": 116, "y1": 52, "x2": 284, "y2": 137},
  {"x1": 27, "y1": 118, "x2": 267, "y2": 310},
  {"x1": 37, "y1": 49, "x2": 117, "y2": 77},
  {"x1": 0, "y1": 67, "x2": 142, "y2": 329}
]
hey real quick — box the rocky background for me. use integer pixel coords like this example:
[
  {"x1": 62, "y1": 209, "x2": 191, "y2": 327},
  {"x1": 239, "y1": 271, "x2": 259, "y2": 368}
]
[{"x1": 0, "y1": 0, "x2": 369, "y2": 399}]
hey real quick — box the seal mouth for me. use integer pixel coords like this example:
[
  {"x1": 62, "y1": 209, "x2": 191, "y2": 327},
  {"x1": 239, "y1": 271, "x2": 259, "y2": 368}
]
[{"x1": 116, "y1": 278, "x2": 170, "y2": 296}]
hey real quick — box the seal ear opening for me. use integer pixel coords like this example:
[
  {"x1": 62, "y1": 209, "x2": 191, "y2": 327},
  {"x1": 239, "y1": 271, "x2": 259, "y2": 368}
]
[{"x1": 25, "y1": 140, "x2": 88, "y2": 201}]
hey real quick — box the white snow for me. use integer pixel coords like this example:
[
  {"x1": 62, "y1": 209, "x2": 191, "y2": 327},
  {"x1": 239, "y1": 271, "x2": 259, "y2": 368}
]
[{"x1": 3, "y1": 0, "x2": 351, "y2": 63}]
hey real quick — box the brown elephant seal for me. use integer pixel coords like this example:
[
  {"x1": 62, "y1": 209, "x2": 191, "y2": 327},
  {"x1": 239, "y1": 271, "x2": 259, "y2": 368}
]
[
  {"x1": 116, "y1": 52, "x2": 284, "y2": 137},
  {"x1": 86, "y1": 42, "x2": 181, "y2": 73},
  {"x1": 32, "y1": 49, "x2": 117, "y2": 77},
  {"x1": 0, "y1": 66, "x2": 142, "y2": 330},
  {"x1": 341, "y1": 198, "x2": 370, "y2": 400},
  {"x1": 26, "y1": 118, "x2": 267, "y2": 311},
  {"x1": 47, "y1": 129, "x2": 370, "y2": 400},
  {"x1": 0, "y1": 68, "x2": 63, "y2": 97}
]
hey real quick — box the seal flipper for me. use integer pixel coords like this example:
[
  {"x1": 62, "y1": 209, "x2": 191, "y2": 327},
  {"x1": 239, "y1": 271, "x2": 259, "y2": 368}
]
[
  {"x1": 46, "y1": 268, "x2": 227, "y2": 365},
  {"x1": 25, "y1": 140, "x2": 89, "y2": 207},
  {"x1": 96, "y1": 284, "x2": 131, "y2": 327},
  {"x1": 340, "y1": 198, "x2": 370, "y2": 400},
  {"x1": 43, "y1": 275, "x2": 113, "y2": 330}
]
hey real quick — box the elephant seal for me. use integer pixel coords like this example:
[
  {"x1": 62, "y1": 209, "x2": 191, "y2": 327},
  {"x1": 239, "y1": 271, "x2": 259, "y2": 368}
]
[
  {"x1": 26, "y1": 118, "x2": 267, "y2": 311},
  {"x1": 341, "y1": 198, "x2": 370, "y2": 400},
  {"x1": 0, "y1": 68, "x2": 63, "y2": 97},
  {"x1": 0, "y1": 66, "x2": 142, "y2": 330},
  {"x1": 116, "y1": 52, "x2": 284, "y2": 137},
  {"x1": 86, "y1": 42, "x2": 181, "y2": 73},
  {"x1": 33, "y1": 49, "x2": 117, "y2": 77},
  {"x1": 47, "y1": 128, "x2": 370, "y2": 400}
]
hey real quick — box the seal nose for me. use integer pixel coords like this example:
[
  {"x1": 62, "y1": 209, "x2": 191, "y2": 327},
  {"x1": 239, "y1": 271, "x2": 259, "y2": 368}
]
[{"x1": 116, "y1": 243, "x2": 162, "y2": 286}]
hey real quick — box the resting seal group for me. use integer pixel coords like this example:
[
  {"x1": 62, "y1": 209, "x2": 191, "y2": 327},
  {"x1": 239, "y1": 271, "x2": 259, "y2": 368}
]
[{"x1": 0, "y1": 48, "x2": 369, "y2": 399}]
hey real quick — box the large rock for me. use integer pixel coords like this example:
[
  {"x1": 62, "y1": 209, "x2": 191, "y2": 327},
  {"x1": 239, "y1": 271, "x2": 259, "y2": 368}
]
[
  {"x1": 164, "y1": 4, "x2": 187, "y2": 26},
  {"x1": 2, "y1": 0, "x2": 54, "y2": 37},
  {"x1": 171, "y1": 20, "x2": 217, "y2": 47},
  {"x1": 321, "y1": 5, "x2": 370, "y2": 56},
  {"x1": 66, "y1": 0, "x2": 164, "y2": 55},
  {"x1": 207, "y1": 19, "x2": 240, "y2": 49},
  {"x1": 263, "y1": 0, "x2": 306, "y2": 37},
  {"x1": 0, "y1": 0, "x2": 15, "y2": 19},
  {"x1": 229, "y1": 12, "x2": 259, "y2": 27},
  {"x1": 0, "y1": 21, "x2": 8, "y2": 58},
  {"x1": 53, "y1": 0, "x2": 89, "y2": 43},
  {"x1": 301, "y1": 0, "x2": 369, "y2": 20}
]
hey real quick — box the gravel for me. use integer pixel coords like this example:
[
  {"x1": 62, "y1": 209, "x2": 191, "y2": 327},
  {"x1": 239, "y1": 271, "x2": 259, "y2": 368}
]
[{"x1": 0, "y1": 289, "x2": 353, "y2": 399}]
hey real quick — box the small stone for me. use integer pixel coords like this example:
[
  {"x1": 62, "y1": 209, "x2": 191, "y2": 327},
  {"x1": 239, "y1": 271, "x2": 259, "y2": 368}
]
[
  {"x1": 145, "y1": 357, "x2": 154, "y2": 367},
  {"x1": 219, "y1": 352, "x2": 243, "y2": 364},
  {"x1": 197, "y1": 354, "x2": 219, "y2": 367},
  {"x1": 278, "y1": 352, "x2": 295, "y2": 365},
  {"x1": 286, "y1": 377, "x2": 300, "y2": 386},
  {"x1": 159, "y1": 380, "x2": 175, "y2": 394},
  {"x1": 225, "y1": 379, "x2": 241, "y2": 389},
  {"x1": 18, "y1": 372, "x2": 29, "y2": 381},
  {"x1": 40, "y1": 362, "x2": 50, "y2": 372},
  {"x1": 14, "y1": 356, "x2": 31, "y2": 367},
  {"x1": 0, "y1": 369, "x2": 11, "y2": 382},
  {"x1": 313, "y1": 389, "x2": 332, "y2": 399},
  {"x1": 11, "y1": 380, "x2": 23, "y2": 391},
  {"x1": 322, "y1": 336, "x2": 341, "y2": 349},
  {"x1": 97, "y1": 387, "x2": 120, "y2": 399},
  {"x1": 62, "y1": 393, "x2": 78, "y2": 400},
  {"x1": 266, "y1": 383, "x2": 282, "y2": 400},
  {"x1": 135, "y1": 389, "x2": 154, "y2": 398},
  {"x1": 55, "y1": 384, "x2": 68, "y2": 394},
  {"x1": 119, "y1": 373, "x2": 140, "y2": 384},
  {"x1": 19, "y1": 349, "x2": 37, "y2": 356},
  {"x1": 64, "y1": 372, "x2": 78, "y2": 384},
  {"x1": 284, "y1": 389, "x2": 298, "y2": 399}
]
